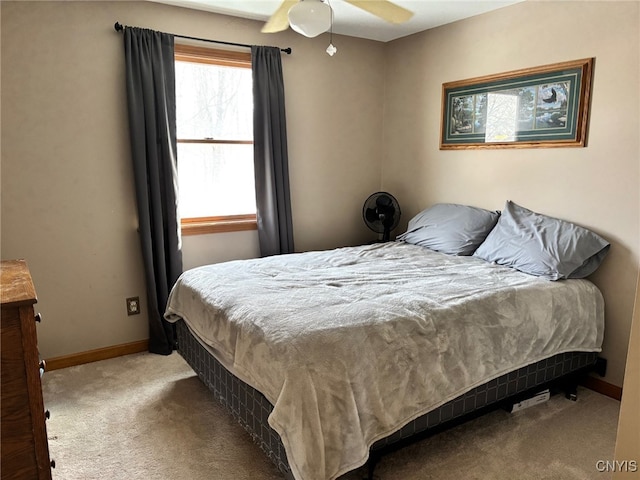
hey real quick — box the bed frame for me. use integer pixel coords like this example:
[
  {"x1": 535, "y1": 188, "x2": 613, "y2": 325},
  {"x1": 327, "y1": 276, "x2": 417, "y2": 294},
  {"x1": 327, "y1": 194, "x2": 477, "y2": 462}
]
[{"x1": 176, "y1": 319, "x2": 603, "y2": 480}]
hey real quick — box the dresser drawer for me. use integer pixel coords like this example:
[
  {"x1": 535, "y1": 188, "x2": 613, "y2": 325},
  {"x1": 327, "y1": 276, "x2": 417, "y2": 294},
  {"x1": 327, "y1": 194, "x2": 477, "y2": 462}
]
[{"x1": 1, "y1": 260, "x2": 52, "y2": 480}]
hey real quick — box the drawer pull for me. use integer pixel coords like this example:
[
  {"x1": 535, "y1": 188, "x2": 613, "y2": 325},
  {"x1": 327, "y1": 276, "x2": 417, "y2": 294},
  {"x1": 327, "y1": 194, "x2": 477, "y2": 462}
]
[
  {"x1": 35, "y1": 313, "x2": 42, "y2": 323},
  {"x1": 39, "y1": 360, "x2": 46, "y2": 373},
  {"x1": 45, "y1": 410, "x2": 50, "y2": 420}
]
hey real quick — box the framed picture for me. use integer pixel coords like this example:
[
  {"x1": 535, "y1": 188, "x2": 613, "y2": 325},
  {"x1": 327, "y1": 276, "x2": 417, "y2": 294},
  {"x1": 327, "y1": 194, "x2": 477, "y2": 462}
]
[{"x1": 440, "y1": 58, "x2": 593, "y2": 149}]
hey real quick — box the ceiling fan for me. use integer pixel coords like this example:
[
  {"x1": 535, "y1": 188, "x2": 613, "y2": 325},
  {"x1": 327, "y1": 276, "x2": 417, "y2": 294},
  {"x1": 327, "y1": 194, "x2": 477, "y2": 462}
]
[{"x1": 262, "y1": 0, "x2": 414, "y2": 38}]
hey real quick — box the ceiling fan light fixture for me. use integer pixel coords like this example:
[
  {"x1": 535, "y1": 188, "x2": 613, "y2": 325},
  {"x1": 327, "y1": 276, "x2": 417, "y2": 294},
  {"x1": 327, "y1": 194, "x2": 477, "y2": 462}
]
[{"x1": 288, "y1": 0, "x2": 332, "y2": 38}]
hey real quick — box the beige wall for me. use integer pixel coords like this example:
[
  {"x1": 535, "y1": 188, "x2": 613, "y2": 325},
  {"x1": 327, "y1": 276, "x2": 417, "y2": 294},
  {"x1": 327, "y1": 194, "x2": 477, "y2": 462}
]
[
  {"x1": 2, "y1": 1, "x2": 638, "y2": 389},
  {"x1": 383, "y1": 1, "x2": 639, "y2": 387},
  {"x1": 0, "y1": 1, "x2": 385, "y2": 358}
]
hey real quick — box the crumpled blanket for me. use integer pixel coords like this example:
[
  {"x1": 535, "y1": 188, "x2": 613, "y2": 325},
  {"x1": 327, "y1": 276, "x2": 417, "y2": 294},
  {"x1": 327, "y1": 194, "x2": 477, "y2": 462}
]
[{"x1": 165, "y1": 242, "x2": 604, "y2": 480}]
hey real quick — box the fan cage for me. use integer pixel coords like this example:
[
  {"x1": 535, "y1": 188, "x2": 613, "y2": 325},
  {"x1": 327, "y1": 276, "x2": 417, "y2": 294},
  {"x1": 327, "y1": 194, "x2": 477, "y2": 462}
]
[{"x1": 362, "y1": 192, "x2": 401, "y2": 241}]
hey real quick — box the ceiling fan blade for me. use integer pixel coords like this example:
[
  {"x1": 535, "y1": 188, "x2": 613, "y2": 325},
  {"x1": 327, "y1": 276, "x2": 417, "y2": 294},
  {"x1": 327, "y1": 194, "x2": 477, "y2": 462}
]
[
  {"x1": 345, "y1": 0, "x2": 414, "y2": 24},
  {"x1": 262, "y1": 0, "x2": 298, "y2": 33}
]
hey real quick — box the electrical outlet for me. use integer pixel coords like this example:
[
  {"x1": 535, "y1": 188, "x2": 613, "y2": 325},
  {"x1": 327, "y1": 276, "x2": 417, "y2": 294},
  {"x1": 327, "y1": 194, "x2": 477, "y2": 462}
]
[{"x1": 126, "y1": 296, "x2": 140, "y2": 316}]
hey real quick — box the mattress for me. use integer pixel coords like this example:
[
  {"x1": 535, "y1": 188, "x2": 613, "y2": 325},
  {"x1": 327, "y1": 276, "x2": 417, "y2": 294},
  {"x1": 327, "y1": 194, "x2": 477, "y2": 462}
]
[
  {"x1": 165, "y1": 242, "x2": 605, "y2": 480},
  {"x1": 176, "y1": 319, "x2": 597, "y2": 479}
]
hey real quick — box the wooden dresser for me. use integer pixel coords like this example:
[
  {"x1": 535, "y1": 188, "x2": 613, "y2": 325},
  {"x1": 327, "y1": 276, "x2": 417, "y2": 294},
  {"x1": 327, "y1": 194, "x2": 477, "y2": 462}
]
[{"x1": 1, "y1": 260, "x2": 53, "y2": 480}]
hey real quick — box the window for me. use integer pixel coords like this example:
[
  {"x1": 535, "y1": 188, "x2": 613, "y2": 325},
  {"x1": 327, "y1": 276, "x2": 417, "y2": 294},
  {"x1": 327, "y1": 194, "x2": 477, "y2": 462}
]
[{"x1": 175, "y1": 44, "x2": 256, "y2": 235}]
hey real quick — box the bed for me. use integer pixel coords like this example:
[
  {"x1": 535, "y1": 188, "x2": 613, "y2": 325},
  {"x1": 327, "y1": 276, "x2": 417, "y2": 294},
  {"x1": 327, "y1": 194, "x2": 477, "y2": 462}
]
[{"x1": 164, "y1": 201, "x2": 609, "y2": 480}]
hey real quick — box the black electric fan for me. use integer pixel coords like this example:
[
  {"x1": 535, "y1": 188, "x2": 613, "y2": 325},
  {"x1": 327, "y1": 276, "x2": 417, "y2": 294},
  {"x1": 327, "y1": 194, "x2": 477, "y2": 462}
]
[{"x1": 362, "y1": 192, "x2": 401, "y2": 242}]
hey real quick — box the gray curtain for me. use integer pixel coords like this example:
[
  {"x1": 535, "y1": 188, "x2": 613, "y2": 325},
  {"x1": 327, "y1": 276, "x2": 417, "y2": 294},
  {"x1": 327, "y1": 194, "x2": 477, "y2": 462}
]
[
  {"x1": 251, "y1": 46, "x2": 294, "y2": 256},
  {"x1": 124, "y1": 27, "x2": 182, "y2": 355}
]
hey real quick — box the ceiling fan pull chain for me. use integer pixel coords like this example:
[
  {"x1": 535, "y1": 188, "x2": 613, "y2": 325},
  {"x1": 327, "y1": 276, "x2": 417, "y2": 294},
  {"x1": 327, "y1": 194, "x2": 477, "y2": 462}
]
[{"x1": 326, "y1": 0, "x2": 338, "y2": 56}]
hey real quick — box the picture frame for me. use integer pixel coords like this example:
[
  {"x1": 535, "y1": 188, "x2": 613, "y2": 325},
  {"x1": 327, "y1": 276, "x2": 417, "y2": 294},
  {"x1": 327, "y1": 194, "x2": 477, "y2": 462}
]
[{"x1": 440, "y1": 58, "x2": 594, "y2": 149}]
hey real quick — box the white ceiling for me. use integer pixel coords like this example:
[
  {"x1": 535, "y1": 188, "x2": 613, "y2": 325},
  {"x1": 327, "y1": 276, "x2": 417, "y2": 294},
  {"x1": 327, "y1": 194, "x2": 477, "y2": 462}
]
[{"x1": 149, "y1": 0, "x2": 525, "y2": 42}]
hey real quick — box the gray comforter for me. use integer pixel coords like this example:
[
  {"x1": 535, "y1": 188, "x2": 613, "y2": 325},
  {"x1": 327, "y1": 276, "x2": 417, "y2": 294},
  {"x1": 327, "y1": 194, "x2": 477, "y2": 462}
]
[{"x1": 165, "y1": 242, "x2": 604, "y2": 480}]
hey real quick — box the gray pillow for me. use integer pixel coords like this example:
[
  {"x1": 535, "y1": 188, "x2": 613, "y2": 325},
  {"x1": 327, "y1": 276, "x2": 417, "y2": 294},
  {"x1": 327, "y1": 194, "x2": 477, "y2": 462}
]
[
  {"x1": 473, "y1": 201, "x2": 610, "y2": 280},
  {"x1": 396, "y1": 203, "x2": 500, "y2": 255}
]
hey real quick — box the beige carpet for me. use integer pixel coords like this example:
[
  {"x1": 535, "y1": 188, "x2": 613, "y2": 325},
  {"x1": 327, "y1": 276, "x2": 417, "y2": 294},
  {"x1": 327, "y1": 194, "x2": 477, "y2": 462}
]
[{"x1": 42, "y1": 352, "x2": 620, "y2": 480}]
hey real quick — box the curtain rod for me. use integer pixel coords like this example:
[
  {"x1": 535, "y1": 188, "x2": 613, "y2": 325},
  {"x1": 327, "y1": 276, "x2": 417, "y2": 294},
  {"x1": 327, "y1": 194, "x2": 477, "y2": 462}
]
[{"x1": 114, "y1": 22, "x2": 292, "y2": 55}]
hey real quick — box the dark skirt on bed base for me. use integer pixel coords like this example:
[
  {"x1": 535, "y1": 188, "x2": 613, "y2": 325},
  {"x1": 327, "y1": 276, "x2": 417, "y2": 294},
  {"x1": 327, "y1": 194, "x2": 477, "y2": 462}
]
[{"x1": 175, "y1": 319, "x2": 598, "y2": 480}]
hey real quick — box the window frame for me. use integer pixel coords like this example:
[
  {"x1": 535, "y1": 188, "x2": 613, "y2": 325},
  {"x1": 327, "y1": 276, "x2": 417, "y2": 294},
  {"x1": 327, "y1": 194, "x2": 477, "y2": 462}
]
[{"x1": 174, "y1": 44, "x2": 256, "y2": 236}]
